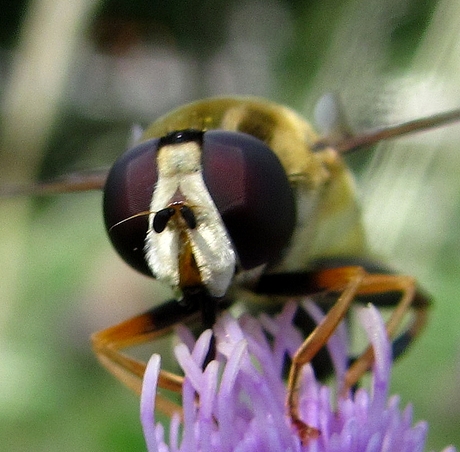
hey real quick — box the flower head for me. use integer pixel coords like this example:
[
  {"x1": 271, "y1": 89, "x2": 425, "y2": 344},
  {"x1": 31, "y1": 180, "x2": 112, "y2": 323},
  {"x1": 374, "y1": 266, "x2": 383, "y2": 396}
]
[{"x1": 140, "y1": 301, "x2": 456, "y2": 452}]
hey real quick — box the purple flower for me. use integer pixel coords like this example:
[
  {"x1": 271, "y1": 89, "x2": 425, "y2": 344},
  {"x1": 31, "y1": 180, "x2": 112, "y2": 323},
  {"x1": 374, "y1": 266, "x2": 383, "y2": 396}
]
[{"x1": 140, "y1": 300, "x2": 456, "y2": 452}]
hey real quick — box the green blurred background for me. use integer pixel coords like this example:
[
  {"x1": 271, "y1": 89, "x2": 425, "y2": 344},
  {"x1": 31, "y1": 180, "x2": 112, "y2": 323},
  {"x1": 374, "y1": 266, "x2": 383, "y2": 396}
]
[{"x1": 0, "y1": 0, "x2": 459, "y2": 450}]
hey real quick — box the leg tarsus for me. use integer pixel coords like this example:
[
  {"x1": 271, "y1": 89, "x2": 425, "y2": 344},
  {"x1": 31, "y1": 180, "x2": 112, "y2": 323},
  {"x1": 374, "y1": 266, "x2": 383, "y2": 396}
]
[{"x1": 292, "y1": 417, "x2": 320, "y2": 444}]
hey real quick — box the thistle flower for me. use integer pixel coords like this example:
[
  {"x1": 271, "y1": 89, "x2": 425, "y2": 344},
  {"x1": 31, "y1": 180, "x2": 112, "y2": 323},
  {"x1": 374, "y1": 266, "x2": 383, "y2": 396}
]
[{"x1": 140, "y1": 301, "x2": 456, "y2": 452}]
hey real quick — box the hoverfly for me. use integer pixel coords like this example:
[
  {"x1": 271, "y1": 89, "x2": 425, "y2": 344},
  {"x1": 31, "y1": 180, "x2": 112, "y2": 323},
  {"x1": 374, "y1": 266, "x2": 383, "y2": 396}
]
[{"x1": 7, "y1": 96, "x2": 460, "y2": 441}]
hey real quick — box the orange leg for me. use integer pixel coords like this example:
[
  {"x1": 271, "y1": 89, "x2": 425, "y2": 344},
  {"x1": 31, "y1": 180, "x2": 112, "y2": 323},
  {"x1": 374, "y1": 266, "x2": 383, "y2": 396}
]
[
  {"x1": 284, "y1": 266, "x2": 430, "y2": 443},
  {"x1": 91, "y1": 298, "x2": 201, "y2": 417}
]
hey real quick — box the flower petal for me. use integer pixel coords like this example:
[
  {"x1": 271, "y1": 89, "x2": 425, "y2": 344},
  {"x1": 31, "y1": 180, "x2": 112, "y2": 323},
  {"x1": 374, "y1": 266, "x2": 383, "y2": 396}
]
[
  {"x1": 140, "y1": 354, "x2": 162, "y2": 452},
  {"x1": 140, "y1": 301, "x2": 456, "y2": 452}
]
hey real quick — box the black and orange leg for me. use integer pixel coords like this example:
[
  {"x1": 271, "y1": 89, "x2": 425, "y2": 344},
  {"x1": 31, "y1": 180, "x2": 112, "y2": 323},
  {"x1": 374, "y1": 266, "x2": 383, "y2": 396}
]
[
  {"x1": 255, "y1": 263, "x2": 430, "y2": 442},
  {"x1": 339, "y1": 272, "x2": 429, "y2": 393},
  {"x1": 92, "y1": 296, "x2": 204, "y2": 417}
]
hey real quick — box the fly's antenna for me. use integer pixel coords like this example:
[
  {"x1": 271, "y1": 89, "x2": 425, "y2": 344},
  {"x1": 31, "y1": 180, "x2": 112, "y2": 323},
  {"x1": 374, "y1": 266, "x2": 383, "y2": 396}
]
[{"x1": 108, "y1": 211, "x2": 153, "y2": 233}]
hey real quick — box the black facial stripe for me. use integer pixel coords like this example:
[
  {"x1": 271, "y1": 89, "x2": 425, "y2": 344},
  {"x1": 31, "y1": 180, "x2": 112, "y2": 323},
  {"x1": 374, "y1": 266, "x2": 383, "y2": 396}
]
[{"x1": 159, "y1": 129, "x2": 204, "y2": 147}]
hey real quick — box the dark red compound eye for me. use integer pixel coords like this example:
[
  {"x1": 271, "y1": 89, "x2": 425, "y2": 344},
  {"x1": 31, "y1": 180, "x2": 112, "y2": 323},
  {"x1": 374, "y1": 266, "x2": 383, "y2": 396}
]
[
  {"x1": 200, "y1": 131, "x2": 296, "y2": 270},
  {"x1": 103, "y1": 130, "x2": 296, "y2": 277}
]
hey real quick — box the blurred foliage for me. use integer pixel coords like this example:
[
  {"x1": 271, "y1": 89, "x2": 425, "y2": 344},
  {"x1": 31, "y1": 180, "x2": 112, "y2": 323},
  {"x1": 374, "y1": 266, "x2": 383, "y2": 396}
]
[{"x1": 1, "y1": 0, "x2": 459, "y2": 450}]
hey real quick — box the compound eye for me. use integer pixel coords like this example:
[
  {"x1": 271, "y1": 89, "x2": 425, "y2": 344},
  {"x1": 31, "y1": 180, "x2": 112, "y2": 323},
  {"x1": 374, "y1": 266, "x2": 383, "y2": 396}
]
[
  {"x1": 103, "y1": 138, "x2": 160, "y2": 276},
  {"x1": 103, "y1": 130, "x2": 296, "y2": 277},
  {"x1": 202, "y1": 131, "x2": 296, "y2": 269}
]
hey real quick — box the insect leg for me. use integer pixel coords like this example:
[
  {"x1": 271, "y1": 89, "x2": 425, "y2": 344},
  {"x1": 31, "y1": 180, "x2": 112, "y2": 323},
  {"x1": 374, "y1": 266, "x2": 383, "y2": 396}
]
[
  {"x1": 255, "y1": 265, "x2": 430, "y2": 442},
  {"x1": 255, "y1": 261, "x2": 430, "y2": 365},
  {"x1": 284, "y1": 266, "x2": 366, "y2": 441},
  {"x1": 92, "y1": 298, "x2": 201, "y2": 417},
  {"x1": 340, "y1": 273, "x2": 430, "y2": 393}
]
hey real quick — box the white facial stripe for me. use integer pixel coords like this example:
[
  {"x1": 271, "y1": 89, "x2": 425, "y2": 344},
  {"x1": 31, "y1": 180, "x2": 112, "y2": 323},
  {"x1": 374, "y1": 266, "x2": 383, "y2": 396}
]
[
  {"x1": 156, "y1": 141, "x2": 201, "y2": 177},
  {"x1": 144, "y1": 141, "x2": 236, "y2": 297},
  {"x1": 146, "y1": 226, "x2": 180, "y2": 288}
]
